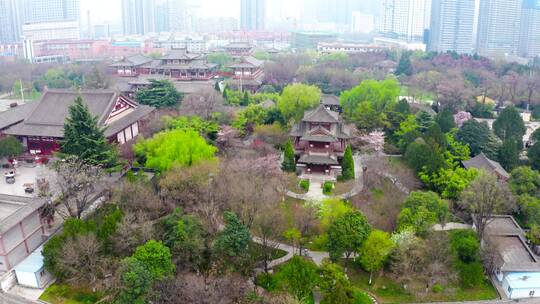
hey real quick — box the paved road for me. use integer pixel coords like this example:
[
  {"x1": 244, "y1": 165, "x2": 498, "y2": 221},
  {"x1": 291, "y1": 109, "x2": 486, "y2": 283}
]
[{"x1": 0, "y1": 291, "x2": 36, "y2": 304}]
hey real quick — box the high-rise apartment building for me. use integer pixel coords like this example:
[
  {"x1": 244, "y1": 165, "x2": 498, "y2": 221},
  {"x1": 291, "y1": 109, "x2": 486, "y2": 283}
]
[
  {"x1": 428, "y1": 0, "x2": 475, "y2": 54},
  {"x1": 476, "y1": 0, "x2": 522, "y2": 57},
  {"x1": 168, "y1": 0, "x2": 187, "y2": 32},
  {"x1": 0, "y1": 0, "x2": 22, "y2": 43},
  {"x1": 121, "y1": 0, "x2": 156, "y2": 35},
  {"x1": 519, "y1": 0, "x2": 540, "y2": 58},
  {"x1": 379, "y1": 0, "x2": 427, "y2": 42},
  {"x1": 22, "y1": 0, "x2": 80, "y2": 23},
  {"x1": 240, "y1": 0, "x2": 265, "y2": 31}
]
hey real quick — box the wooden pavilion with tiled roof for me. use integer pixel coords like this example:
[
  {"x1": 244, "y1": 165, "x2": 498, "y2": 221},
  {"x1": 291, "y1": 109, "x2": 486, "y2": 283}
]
[{"x1": 290, "y1": 103, "x2": 351, "y2": 178}]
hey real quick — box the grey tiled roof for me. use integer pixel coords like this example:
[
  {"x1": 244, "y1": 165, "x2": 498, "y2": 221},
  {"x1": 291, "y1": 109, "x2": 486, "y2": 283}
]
[
  {"x1": 161, "y1": 49, "x2": 201, "y2": 60},
  {"x1": 229, "y1": 56, "x2": 263, "y2": 68},
  {"x1": 110, "y1": 54, "x2": 152, "y2": 67},
  {"x1": 321, "y1": 94, "x2": 340, "y2": 106},
  {"x1": 105, "y1": 105, "x2": 154, "y2": 137},
  {"x1": 4, "y1": 90, "x2": 154, "y2": 138},
  {"x1": 462, "y1": 153, "x2": 509, "y2": 179},
  {"x1": 303, "y1": 104, "x2": 340, "y2": 123},
  {"x1": 0, "y1": 102, "x2": 37, "y2": 130}
]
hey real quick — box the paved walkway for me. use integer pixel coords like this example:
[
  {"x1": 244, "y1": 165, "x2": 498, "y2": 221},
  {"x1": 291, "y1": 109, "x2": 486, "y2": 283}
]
[
  {"x1": 286, "y1": 153, "x2": 365, "y2": 202},
  {"x1": 432, "y1": 222, "x2": 473, "y2": 231}
]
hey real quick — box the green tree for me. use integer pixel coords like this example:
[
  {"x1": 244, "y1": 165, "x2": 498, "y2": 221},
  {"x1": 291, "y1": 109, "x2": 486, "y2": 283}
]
[
  {"x1": 275, "y1": 256, "x2": 319, "y2": 301},
  {"x1": 214, "y1": 212, "x2": 250, "y2": 259},
  {"x1": 282, "y1": 139, "x2": 296, "y2": 172},
  {"x1": 327, "y1": 211, "x2": 371, "y2": 262},
  {"x1": 319, "y1": 262, "x2": 354, "y2": 304},
  {"x1": 358, "y1": 230, "x2": 395, "y2": 284},
  {"x1": 422, "y1": 167, "x2": 478, "y2": 200},
  {"x1": 509, "y1": 166, "x2": 540, "y2": 196},
  {"x1": 397, "y1": 191, "x2": 449, "y2": 235},
  {"x1": 416, "y1": 110, "x2": 434, "y2": 133},
  {"x1": 341, "y1": 145, "x2": 355, "y2": 180},
  {"x1": 450, "y1": 230, "x2": 480, "y2": 263},
  {"x1": 517, "y1": 195, "x2": 540, "y2": 226},
  {"x1": 207, "y1": 52, "x2": 233, "y2": 68},
  {"x1": 395, "y1": 114, "x2": 421, "y2": 152},
  {"x1": 529, "y1": 142, "x2": 540, "y2": 170},
  {"x1": 340, "y1": 78, "x2": 400, "y2": 121},
  {"x1": 116, "y1": 258, "x2": 154, "y2": 304},
  {"x1": 277, "y1": 83, "x2": 321, "y2": 122},
  {"x1": 423, "y1": 123, "x2": 447, "y2": 150},
  {"x1": 395, "y1": 51, "x2": 413, "y2": 76},
  {"x1": 498, "y1": 139, "x2": 520, "y2": 170},
  {"x1": 436, "y1": 108, "x2": 456, "y2": 133},
  {"x1": 60, "y1": 96, "x2": 117, "y2": 167},
  {"x1": 241, "y1": 91, "x2": 250, "y2": 106},
  {"x1": 0, "y1": 136, "x2": 23, "y2": 159},
  {"x1": 162, "y1": 208, "x2": 206, "y2": 270},
  {"x1": 457, "y1": 119, "x2": 500, "y2": 159},
  {"x1": 404, "y1": 138, "x2": 446, "y2": 175},
  {"x1": 135, "y1": 79, "x2": 182, "y2": 108},
  {"x1": 133, "y1": 129, "x2": 217, "y2": 171},
  {"x1": 131, "y1": 240, "x2": 175, "y2": 281},
  {"x1": 232, "y1": 104, "x2": 267, "y2": 135},
  {"x1": 493, "y1": 106, "x2": 526, "y2": 149},
  {"x1": 214, "y1": 81, "x2": 220, "y2": 92}
]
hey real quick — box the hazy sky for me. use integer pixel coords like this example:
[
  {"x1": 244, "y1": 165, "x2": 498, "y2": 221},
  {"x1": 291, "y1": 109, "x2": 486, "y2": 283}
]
[{"x1": 82, "y1": 0, "x2": 306, "y2": 24}]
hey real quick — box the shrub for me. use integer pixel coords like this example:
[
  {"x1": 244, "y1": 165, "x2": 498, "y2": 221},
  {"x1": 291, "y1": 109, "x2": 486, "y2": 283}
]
[
  {"x1": 323, "y1": 181, "x2": 334, "y2": 195},
  {"x1": 450, "y1": 230, "x2": 480, "y2": 263},
  {"x1": 456, "y1": 261, "x2": 484, "y2": 288},
  {"x1": 431, "y1": 283, "x2": 444, "y2": 293},
  {"x1": 353, "y1": 289, "x2": 374, "y2": 304},
  {"x1": 299, "y1": 179, "x2": 310, "y2": 191},
  {"x1": 256, "y1": 273, "x2": 277, "y2": 291}
]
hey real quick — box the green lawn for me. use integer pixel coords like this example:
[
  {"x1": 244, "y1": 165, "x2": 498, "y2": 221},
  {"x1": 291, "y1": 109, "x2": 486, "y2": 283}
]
[
  {"x1": 347, "y1": 268, "x2": 498, "y2": 304},
  {"x1": 39, "y1": 283, "x2": 104, "y2": 304}
]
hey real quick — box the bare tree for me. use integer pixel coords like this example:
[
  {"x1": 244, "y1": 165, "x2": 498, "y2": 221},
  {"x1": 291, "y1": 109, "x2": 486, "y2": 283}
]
[
  {"x1": 153, "y1": 272, "x2": 250, "y2": 304},
  {"x1": 459, "y1": 170, "x2": 515, "y2": 241},
  {"x1": 253, "y1": 204, "x2": 286, "y2": 273},
  {"x1": 181, "y1": 88, "x2": 224, "y2": 120},
  {"x1": 290, "y1": 203, "x2": 320, "y2": 255},
  {"x1": 52, "y1": 156, "x2": 104, "y2": 219},
  {"x1": 112, "y1": 211, "x2": 155, "y2": 254},
  {"x1": 216, "y1": 155, "x2": 290, "y2": 228},
  {"x1": 58, "y1": 234, "x2": 112, "y2": 287},
  {"x1": 159, "y1": 161, "x2": 223, "y2": 232}
]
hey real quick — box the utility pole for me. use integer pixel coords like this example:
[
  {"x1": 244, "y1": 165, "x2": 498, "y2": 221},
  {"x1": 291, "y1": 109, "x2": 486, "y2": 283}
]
[{"x1": 19, "y1": 79, "x2": 24, "y2": 103}]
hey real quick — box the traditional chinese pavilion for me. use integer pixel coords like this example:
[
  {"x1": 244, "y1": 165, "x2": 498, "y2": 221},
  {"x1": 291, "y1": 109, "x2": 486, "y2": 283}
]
[
  {"x1": 290, "y1": 103, "x2": 351, "y2": 178},
  {"x1": 225, "y1": 56, "x2": 264, "y2": 93},
  {"x1": 1, "y1": 90, "x2": 154, "y2": 155},
  {"x1": 224, "y1": 42, "x2": 254, "y2": 57},
  {"x1": 110, "y1": 48, "x2": 217, "y2": 81}
]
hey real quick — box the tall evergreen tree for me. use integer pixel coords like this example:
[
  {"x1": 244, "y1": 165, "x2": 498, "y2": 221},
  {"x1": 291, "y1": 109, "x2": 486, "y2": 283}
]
[
  {"x1": 282, "y1": 140, "x2": 296, "y2": 172},
  {"x1": 135, "y1": 79, "x2": 182, "y2": 108},
  {"x1": 214, "y1": 81, "x2": 220, "y2": 92},
  {"x1": 60, "y1": 96, "x2": 117, "y2": 167},
  {"x1": 493, "y1": 106, "x2": 526, "y2": 149},
  {"x1": 241, "y1": 91, "x2": 250, "y2": 106},
  {"x1": 416, "y1": 110, "x2": 434, "y2": 133},
  {"x1": 436, "y1": 108, "x2": 456, "y2": 133},
  {"x1": 499, "y1": 139, "x2": 520, "y2": 171},
  {"x1": 341, "y1": 145, "x2": 355, "y2": 180},
  {"x1": 395, "y1": 51, "x2": 413, "y2": 76}
]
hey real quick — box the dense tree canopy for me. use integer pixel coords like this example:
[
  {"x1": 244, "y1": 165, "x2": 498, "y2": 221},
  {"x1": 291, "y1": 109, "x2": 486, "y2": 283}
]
[
  {"x1": 493, "y1": 106, "x2": 526, "y2": 149},
  {"x1": 134, "y1": 129, "x2": 217, "y2": 171},
  {"x1": 277, "y1": 83, "x2": 321, "y2": 122},
  {"x1": 0, "y1": 136, "x2": 23, "y2": 159},
  {"x1": 456, "y1": 120, "x2": 500, "y2": 159},
  {"x1": 327, "y1": 210, "x2": 371, "y2": 262},
  {"x1": 397, "y1": 191, "x2": 449, "y2": 235},
  {"x1": 135, "y1": 79, "x2": 183, "y2": 108}
]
